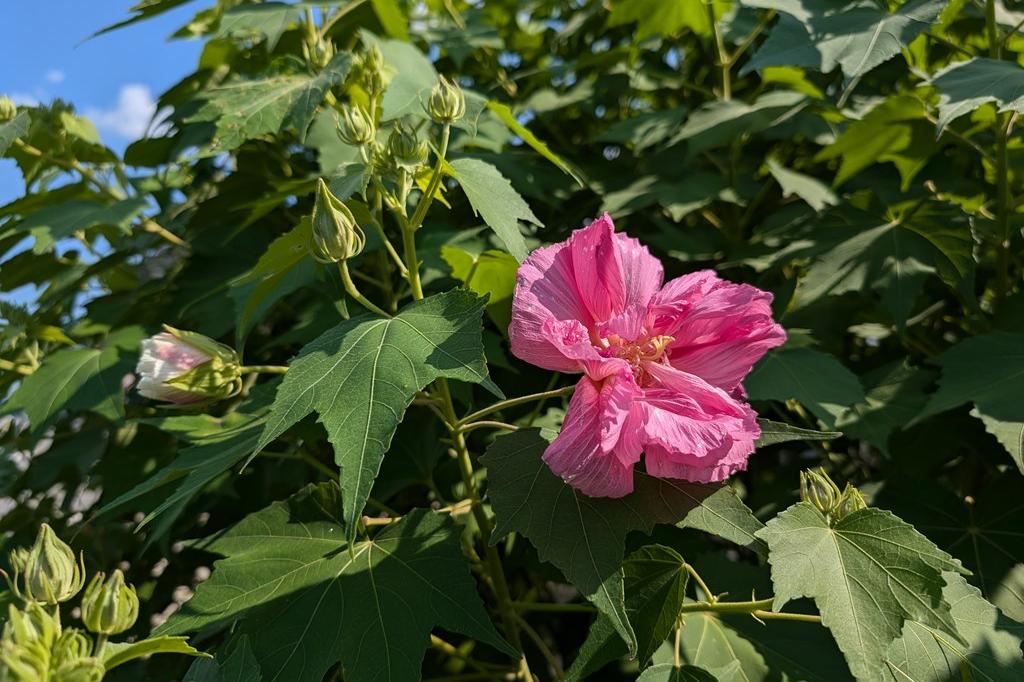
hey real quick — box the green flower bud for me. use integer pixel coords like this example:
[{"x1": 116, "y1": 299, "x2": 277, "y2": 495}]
[
  {"x1": 387, "y1": 125, "x2": 428, "y2": 171},
  {"x1": 0, "y1": 604, "x2": 56, "y2": 681},
  {"x1": 52, "y1": 657, "x2": 104, "y2": 682},
  {"x1": 337, "y1": 104, "x2": 375, "y2": 146},
  {"x1": 137, "y1": 326, "x2": 244, "y2": 404},
  {"x1": 834, "y1": 482, "x2": 868, "y2": 521},
  {"x1": 15, "y1": 524, "x2": 85, "y2": 605},
  {"x1": 80, "y1": 570, "x2": 139, "y2": 636},
  {"x1": 309, "y1": 179, "x2": 365, "y2": 263},
  {"x1": 799, "y1": 468, "x2": 841, "y2": 519},
  {"x1": 359, "y1": 45, "x2": 388, "y2": 94},
  {"x1": 427, "y1": 76, "x2": 465, "y2": 124},
  {"x1": 0, "y1": 96, "x2": 16, "y2": 123},
  {"x1": 52, "y1": 629, "x2": 93, "y2": 668}
]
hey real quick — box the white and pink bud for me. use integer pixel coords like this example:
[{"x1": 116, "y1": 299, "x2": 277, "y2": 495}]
[{"x1": 135, "y1": 326, "x2": 242, "y2": 404}]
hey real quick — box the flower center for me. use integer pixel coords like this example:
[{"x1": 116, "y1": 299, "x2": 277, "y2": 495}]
[{"x1": 602, "y1": 333, "x2": 674, "y2": 369}]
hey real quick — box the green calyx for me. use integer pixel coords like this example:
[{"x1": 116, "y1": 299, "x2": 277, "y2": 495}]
[
  {"x1": 337, "y1": 103, "x2": 375, "y2": 146},
  {"x1": 81, "y1": 570, "x2": 140, "y2": 636},
  {"x1": 160, "y1": 325, "x2": 244, "y2": 401},
  {"x1": 800, "y1": 468, "x2": 866, "y2": 524},
  {"x1": 427, "y1": 75, "x2": 466, "y2": 124}
]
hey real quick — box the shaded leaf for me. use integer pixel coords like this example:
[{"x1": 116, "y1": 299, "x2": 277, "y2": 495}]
[
  {"x1": 931, "y1": 58, "x2": 1024, "y2": 131},
  {"x1": 636, "y1": 663, "x2": 719, "y2": 682},
  {"x1": 450, "y1": 158, "x2": 542, "y2": 262},
  {"x1": 184, "y1": 635, "x2": 261, "y2": 682},
  {"x1": 160, "y1": 484, "x2": 514, "y2": 681},
  {"x1": 624, "y1": 544, "x2": 689, "y2": 665},
  {"x1": 754, "y1": 418, "x2": 841, "y2": 447},
  {"x1": 746, "y1": 348, "x2": 864, "y2": 427},
  {"x1": 215, "y1": 2, "x2": 299, "y2": 50},
  {"x1": 766, "y1": 159, "x2": 838, "y2": 212},
  {"x1": 11, "y1": 198, "x2": 148, "y2": 254}
]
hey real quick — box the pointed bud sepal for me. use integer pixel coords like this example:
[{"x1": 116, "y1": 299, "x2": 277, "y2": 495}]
[
  {"x1": 309, "y1": 179, "x2": 366, "y2": 263},
  {"x1": 427, "y1": 76, "x2": 465, "y2": 124},
  {"x1": 1, "y1": 603, "x2": 57, "y2": 680},
  {"x1": 337, "y1": 104, "x2": 375, "y2": 146},
  {"x1": 158, "y1": 326, "x2": 243, "y2": 402},
  {"x1": 387, "y1": 125, "x2": 428, "y2": 171},
  {"x1": 834, "y1": 482, "x2": 868, "y2": 521},
  {"x1": 799, "y1": 468, "x2": 841, "y2": 520},
  {"x1": 81, "y1": 570, "x2": 139, "y2": 636},
  {"x1": 12, "y1": 524, "x2": 85, "y2": 605}
]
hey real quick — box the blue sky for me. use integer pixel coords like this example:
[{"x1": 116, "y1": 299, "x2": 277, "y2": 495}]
[{"x1": 1, "y1": 0, "x2": 204, "y2": 203}]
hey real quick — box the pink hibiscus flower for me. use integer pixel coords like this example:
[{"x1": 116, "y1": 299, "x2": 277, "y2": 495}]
[{"x1": 509, "y1": 214, "x2": 786, "y2": 497}]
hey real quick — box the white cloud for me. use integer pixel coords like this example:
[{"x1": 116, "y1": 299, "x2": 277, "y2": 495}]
[
  {"x1": 86, "y1": 84, "x2": 157, "y2": 140},
  {"x1": 45, "y1": 69, "x2": 65, "y2": 84}
]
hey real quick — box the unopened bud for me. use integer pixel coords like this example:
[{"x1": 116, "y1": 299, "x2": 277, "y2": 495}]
[
  {"x1": 1, "y1": 603, "x2": 57, "y2": 680},
  {"x1": 427, "y1": 76, "x2": 465, "y2": 124},
  {"x1": 337, "y1": 104, "x2": 375, "y2": 146},
  {"x1": 359, "y1": 45, "x2": 388, "y2": 95},
  {"x1": 0, "y1": 96, "x2": 16, "y2": 123},
  {"x1": 52, "y1": 629, "x2": 94, "y2": 667},
  {"x1": 14, "y1": 524, "x2": 85, "y2": 605},
  {"x1": 387, "y1": 125, "x2": 428, "y2": 170},
  {"x1": 52, "y1": 657, "x2": 104, "y2": 682},
  {"x1": 834, "y1": 483, "x2": 867, "y2": 521},
  {"x1": 799, "y1": 469, "x2": 841, "y2": 519},
  {"x1": 310, "y1": 179, "x2": 365, "y2": 263},
  {"x1": 81, "y1": 570, "x2": 139, "y2": 635},
  {"x1": 136, "y1": 326, "x2": 243, "y2": 404}
]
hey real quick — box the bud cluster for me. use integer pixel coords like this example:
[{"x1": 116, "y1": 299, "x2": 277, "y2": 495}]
[
  {"x1": 799, "y1": 468, "x2": 867, "y2": 524},
  {"x1": 1, "y1": 525, "x2": 141, "y2": 682}
]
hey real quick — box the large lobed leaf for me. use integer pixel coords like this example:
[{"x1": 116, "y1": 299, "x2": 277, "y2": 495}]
[
  {"x1": 931, "y1": 58, "x2": 1024, "y2": 131},
  {"x1": 481, "y1": 428, "x2": 766, "y2": 653},
  {"x1": 251, "y1": 289, "x2": 495, "y2": 543},
  {"x1": 160, "y1": 483, "x2": 514, "y2": 681},
  {"x1": 756, "y1": 502, "x2": 970, "y2": 680}
]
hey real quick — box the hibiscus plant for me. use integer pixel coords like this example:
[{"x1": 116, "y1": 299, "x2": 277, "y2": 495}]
[{"x1": 2, "y1": 1, "x2": 1023, "y2": 681}]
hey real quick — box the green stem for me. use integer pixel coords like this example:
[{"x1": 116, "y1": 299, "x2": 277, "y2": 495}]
[
  {"x1": 437, "y1": 379, "x2": 533, "y2": 681},
  {"x1": 678, "y1": 597, "x2": 822, "y2": 623},
  {"x1": 239, "y1": 365, "x2": 289, "y2": 375},
  {"x1": 459, "y1": 420, "x2": 518, "y2": 435},
  {"x1": 398, "y1": 213, "x2": 425, "y2": 300},
  {"x1": 729, "y1": 10, "x2": 775, "y2": 67},
  {"x1": 986, "y1": 0, "x2": 1000, "y2": 58},
  {"x1": 685, "y1": 563, "x2": 716, "y2": 602},
  {"x1": 706, "y1": 1, "x2": 730, "y2": 100},
  {"x1": 995, "y1": 113, "x2": 1016, "y2": 308},
  {"x1": 673, "y1": 622, "x2": 682, "y2": 667},
  {"x1": 458, "y1": 386, "x2": 575, "y2": 426},
  {"x1": 339, "y1": 261, "x2": 390, "y2": 317},
  {"x1": 94, "y1": 633, "x2": 108, "y2": 657},
  {"x1": 318, "y1": 0, "x2": 368, "y2": 39},
  {"x1": 408, "y1": 124, "x2": 451, "y2": 233},
  {"x1": 513, "y1": 611, "x2": 564, "y2": 679}
]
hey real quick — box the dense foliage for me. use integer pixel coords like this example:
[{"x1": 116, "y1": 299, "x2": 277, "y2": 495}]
[{"x1": 2, "y1": 0, "x2": 1024, "y2": 680}]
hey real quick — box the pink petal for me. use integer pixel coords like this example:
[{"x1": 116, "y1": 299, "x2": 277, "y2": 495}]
[
  {"x1": 543, "y1": 373, "x2": 642, "y2": 498},
  {"x1": 651, "y1": 272, "x2": 786, "y2": 392}
]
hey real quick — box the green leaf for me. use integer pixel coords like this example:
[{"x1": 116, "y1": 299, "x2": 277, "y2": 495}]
[
  {"x1": 228, "y1": 219, "x2": 316, "y2": 346},
  {"x1": 370, "y1": 0, "x2": 408, "y2": 40},
  {"x1": 930, "y1": 58, "x2": 1024, "y2": 131},
  {"x1": 814, "y1": 96, "x2": 936, "y2": 188},
  {"x1": 835, "y1": 363, "x2": 934, "y2": 455},
  {"x1": 882, "y1": 572, "x2": 1024, "y2": 682},
  {"x1": 766, "y1": 159, "x2": 838, "y2": 212},
  {"x1": 974, "y1": 410, "x2": 1024, "y2": 475},
  {"x1": 602, "y1": 173, "x2": 737, "y2": 222},
  {"x1": 12, "y1": 198, "x2": 148, "y2": 254},
  {"x1": 89, "y1": 0, "x2": 196, "y2": 37},
  {"x1": 796, "y1": 207, "x2": 972, "y2": 326},
  {"x1": 623, "y1": 545, "x2": 689, "y2": 664},
  {"x1": 184, "y1": 635, "x2": 261, "y2": 682},
  {"x1": 2, "y1": 326, "x2": 145, "y2": 439},
  {"x1": 252, "y1": 289, "x2": 494, "y2": 543},
  {"x1": 672, "y1": 91, "x2": 807, "y2": 156},
  {"x1": 746, "y1": 0, "x2": 945, "y2": 80},
  {"x1": 746, "y1": 348, "x2": 864, "y2": 427},
  {"x1": 98, "y1": 412, "x2": 265, "y2": 530},
  {"x1": 103, "y1": 635, "x2": 207, "y2": 671},
  {"x1": 487, "y1": 101, "x2": 584, "y2": 185},
  {"x1": 754, "y1": 418, "x2": 841, "y2": 447},
  {"x1": 756, "y1": 502, "x2": 969, "y2": 680},
  {"x1": 0, "y1": 111, "x2": 30, "y2": 155},
  {"x1": 916, "y1": 332, "x2": 1024, "y2": 465},
  {"x1": 373, "y1": 35, "x2": 438, "y2": 121},
  {"x1": 449, "y1": 158, "x2": 542, "y2": 262},
  {"x1": 215, "y1": 2, "x2": 299, "y2": 50},
  {"x1": 636, "y1": 663, "x2": 719, "y2": 682},
  {"x1": 442, "y1": 246, "x2": 518, "y2": 330},
  {"x1": 188, "y1": 52, "x2": 352, "y2": 151},
  {"x1": 606, "y1": 0, "x2": 727, "y2": 40},
  {"x1": 481, "y1": 428, "x2": 766, "y2": 653},
  {"x1": 159, "y1": 484, "x2": 515, "y2": 681}
]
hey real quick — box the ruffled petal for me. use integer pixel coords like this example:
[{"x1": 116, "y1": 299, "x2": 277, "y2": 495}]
[
  {"x1": 632, "y1": 363, "x2": 760, "y2": 484},
  {"x1": 543, "y1": 373, "x2": 642, "y2": 498},
  {"x1": 510, "y1": 238, "x2": 592, "y2": 373},
  {"x1": 651, "y1": 272, "x2": 786, "y2": 392}
]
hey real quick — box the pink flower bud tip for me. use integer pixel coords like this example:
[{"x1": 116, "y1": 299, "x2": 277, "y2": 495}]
[{"x1": 135, "y1": 331, "x2": 211, "y2": 404}]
